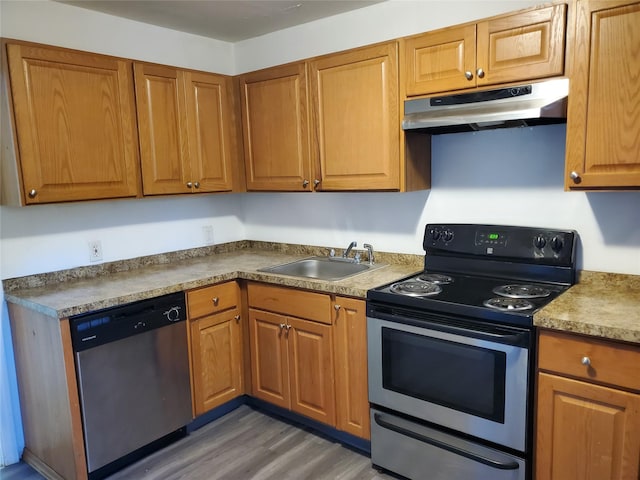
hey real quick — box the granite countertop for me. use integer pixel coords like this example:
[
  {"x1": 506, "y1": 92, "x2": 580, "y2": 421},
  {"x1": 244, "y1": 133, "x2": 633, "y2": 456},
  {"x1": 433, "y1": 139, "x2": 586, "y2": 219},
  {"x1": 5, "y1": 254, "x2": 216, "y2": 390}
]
[
  {"x1": 4, "y1": 242, "x2": 639, "y2": 345},
  {"x1": 534, "y1": 271, "x2": 640, "y2": 345},
  {"x1": 2, "y1": 241, "x2": 422, "y2": 319}
]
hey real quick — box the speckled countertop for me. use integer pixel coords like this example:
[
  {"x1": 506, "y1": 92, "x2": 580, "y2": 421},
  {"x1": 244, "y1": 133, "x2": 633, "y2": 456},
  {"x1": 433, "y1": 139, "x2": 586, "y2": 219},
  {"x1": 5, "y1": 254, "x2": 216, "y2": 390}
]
[
  {"x1": 2, "y1": 241, "x2": 422, "y2": 319},
  {"x1": 4, "y1": 242, "x2": 639, "y2": 345},
  {"x1": 534, "y1": 271, "x2": 640, "y2": 345}
]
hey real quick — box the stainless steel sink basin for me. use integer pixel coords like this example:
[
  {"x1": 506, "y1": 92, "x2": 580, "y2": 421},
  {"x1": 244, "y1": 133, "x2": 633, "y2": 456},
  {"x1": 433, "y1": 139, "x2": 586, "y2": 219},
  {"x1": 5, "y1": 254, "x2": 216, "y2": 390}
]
[{"x1": 259, "y1": 257, "x2": 376, "y2": 281}]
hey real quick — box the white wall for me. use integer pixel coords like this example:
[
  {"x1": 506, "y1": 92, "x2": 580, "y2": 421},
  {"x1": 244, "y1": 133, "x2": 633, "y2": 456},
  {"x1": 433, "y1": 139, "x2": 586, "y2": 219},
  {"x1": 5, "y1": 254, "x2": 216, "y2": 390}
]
[
  {"x1": 242, "y1": 125, "x2": 640, "y2": 274},
  {"x1": 0, "y1": 0, "x2": 235, "y2": 74},
  {"x1": 1, "y1": 0, "x2": 640, "y2": 467},
  {"x1": 234, "y1": 0, "x2": 541, "y2": 73}
]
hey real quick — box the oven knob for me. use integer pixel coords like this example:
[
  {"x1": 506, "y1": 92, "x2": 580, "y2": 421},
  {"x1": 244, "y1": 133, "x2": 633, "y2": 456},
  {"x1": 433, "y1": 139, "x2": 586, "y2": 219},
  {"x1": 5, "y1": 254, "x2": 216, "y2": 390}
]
[
  {"x1": 430, "y1": 229, "x2": 441, "y2": 241},
  {"x1": 442, "y1": 230, "x2": 454, "y2": 242},
  {"x1": 534, "y1": 235, "x2": 546, "y2": 249},
  {"x1": 550, "y1": 236, "x2": 564, "y2": 252}
]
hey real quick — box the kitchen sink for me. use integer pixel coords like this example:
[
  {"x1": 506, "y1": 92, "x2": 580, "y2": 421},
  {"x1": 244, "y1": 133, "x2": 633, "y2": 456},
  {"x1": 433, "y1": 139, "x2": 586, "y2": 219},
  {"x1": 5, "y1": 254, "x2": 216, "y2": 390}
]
[{"x1": 259, "y1": 256, "x2": 379, "y2": 281}]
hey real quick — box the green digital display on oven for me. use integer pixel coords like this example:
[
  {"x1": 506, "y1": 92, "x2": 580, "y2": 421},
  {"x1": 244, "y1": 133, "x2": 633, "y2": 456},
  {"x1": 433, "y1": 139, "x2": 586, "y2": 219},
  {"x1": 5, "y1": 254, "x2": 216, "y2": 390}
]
[{"x1": 488, "y1": 233, "x2": 499, "y2": 240}]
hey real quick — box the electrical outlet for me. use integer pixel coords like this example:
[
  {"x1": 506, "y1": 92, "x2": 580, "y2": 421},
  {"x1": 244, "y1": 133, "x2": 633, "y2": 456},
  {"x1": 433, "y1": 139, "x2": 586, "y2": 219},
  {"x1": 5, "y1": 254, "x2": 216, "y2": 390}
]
[
  {"x1": 202, "y1": 225, "x2": 214, "y2": 246},
  {"x1": 89, "y1": 240, "x2": 103, "y2": 262}
]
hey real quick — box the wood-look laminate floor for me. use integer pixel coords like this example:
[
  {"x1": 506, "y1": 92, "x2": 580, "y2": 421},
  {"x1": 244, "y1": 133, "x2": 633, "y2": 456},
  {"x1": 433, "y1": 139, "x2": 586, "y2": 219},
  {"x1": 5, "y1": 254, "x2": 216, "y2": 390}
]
[{"x1": 1, "y1": 405, "x2": 395, "y2": 480}]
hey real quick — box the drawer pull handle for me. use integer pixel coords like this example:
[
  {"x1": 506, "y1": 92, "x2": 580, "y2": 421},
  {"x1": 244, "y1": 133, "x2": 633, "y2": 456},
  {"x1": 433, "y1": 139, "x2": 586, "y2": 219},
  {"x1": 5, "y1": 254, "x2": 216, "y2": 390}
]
[
  {"x1": 212, "y1": 297, "x2": 219, "y2": 306},
  {"x1": 581, "y1": 356, "x2": 591, "y2": 366}
]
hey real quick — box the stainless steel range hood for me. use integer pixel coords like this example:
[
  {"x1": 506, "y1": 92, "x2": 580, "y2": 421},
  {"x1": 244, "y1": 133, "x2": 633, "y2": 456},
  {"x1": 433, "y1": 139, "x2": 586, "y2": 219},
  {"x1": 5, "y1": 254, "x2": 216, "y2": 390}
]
[{"x1": 402, "y1": 78, "x2": 569, "y2": 134}]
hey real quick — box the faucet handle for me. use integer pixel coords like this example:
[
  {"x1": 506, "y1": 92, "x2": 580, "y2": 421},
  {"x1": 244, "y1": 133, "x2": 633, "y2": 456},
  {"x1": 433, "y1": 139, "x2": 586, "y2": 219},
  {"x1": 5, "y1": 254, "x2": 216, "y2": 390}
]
[{"x1": 363, "y1": 243, "x2": 375, "y2": 265}]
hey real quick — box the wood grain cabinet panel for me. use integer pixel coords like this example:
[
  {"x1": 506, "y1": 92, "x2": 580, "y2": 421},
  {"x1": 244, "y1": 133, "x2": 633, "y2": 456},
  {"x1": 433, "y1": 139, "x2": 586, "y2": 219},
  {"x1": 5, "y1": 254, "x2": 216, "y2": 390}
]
[
  {"x1": 536, "y1": 373, "x2": 640, "y2": 480},
  {"x1": 4, "y1": 42, "x2": 141, "y2": 204},
  {"x1": 187, "y1": 281, "x2": 243, "y2": 416},
  {"x1": 248, "y1": 283, "x2": 335, "y2": 426},
  {"x1": 402, "y1": 4, "x2": 566, "y2": 96},
  {"x1": 239, "y1": 63, "x2": 313, "y2": 191},
  {"x1": 334, "y1": 297, "x2": 370, "y2": 439},
  {"x1": 565, "y1": 0, "x2": 640, "y2": 189},
  {"x1": 249, "y1": 308, "x2": 291, "y2": 409},
  {"x1": 309, "y1": 42, "x2": 400, "y2": 191},
  {"x1": 536, "y1": 330, "x2": 640, "y2": 480},
  {"x1": 134, "y1": 63, "x2": 235, "y2": 195}
]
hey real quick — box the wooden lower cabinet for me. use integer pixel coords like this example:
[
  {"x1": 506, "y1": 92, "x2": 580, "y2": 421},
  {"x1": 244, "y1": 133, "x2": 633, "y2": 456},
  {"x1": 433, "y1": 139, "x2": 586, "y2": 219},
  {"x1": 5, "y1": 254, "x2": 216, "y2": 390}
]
[
  {"x1": 249, "y1": 307, "x2": 336, "y2": 425},
  {"x1": 247, "y1": 283, "x2": 371, "y2": 439},
  {"x1": 187, "y1": 282, "x2": 243, "y2": 416},
  {"x1": 536, "y1": 330, "x2": 640, "y2": 480},
  {"x1": 334, "y1": 297, "x2": 370, "y2": 439}
]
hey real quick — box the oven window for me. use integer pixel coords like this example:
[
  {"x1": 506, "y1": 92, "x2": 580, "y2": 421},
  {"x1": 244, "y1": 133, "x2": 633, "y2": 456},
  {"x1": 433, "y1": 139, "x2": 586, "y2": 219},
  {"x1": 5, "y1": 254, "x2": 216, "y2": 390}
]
[{"x1": 381, "y1": 327, "x2": 506, "y2": 423}]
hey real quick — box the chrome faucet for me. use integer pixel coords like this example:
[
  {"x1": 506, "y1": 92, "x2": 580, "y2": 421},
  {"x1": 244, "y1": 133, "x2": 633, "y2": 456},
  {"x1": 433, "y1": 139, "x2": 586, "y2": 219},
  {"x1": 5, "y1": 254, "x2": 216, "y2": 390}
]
[
  {"x1": 363, "y1": 243, "x2": 375, "y2": 265},
  {"x1": 343, "y1": 241, "x2": 357, "y2": 259}
]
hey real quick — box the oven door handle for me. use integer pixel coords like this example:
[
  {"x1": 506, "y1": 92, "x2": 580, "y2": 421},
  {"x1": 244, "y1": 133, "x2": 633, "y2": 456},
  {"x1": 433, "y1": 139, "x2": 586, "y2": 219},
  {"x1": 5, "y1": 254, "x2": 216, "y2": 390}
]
[
  {"x1": 374, "y1": 413, "x2": 520, "y2": 471},
  {"x1": 371, "y1": 308, "x2": 529, "y2": 347}
]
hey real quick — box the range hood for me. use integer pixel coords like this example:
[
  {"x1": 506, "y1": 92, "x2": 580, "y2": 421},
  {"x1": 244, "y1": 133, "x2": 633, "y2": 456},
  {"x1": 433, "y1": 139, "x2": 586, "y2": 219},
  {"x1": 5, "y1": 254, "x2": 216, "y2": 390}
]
[{"x1": 402, "y1": 78, "x2": 569, "y2": 134}]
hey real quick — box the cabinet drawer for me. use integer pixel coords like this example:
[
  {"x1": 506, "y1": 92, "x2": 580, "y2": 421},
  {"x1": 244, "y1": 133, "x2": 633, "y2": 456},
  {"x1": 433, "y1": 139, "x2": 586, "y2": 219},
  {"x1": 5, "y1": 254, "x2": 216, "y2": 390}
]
[
  {"x1": 187, "y1": 281, "x2": 239, "y2": 319},
  {"x1": 538, "y1": 330, "x2": 640, "y2": 392},
  {"x1": 248, "y1": 283, "x2": 332, "y2": 325}
]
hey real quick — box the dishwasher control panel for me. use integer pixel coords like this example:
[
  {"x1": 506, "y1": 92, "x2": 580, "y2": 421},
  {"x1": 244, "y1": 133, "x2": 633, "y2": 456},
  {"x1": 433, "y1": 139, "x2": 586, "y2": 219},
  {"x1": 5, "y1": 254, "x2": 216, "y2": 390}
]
[{"x1": 70, "y1": 292, "x2": 186, "y2": 351}]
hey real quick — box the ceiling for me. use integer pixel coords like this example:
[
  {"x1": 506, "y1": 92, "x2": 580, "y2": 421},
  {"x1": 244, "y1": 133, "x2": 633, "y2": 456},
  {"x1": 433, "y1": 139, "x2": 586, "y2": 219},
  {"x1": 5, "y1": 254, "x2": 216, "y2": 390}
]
[{"x1": 58, "y1": 0, "x2": 386, "y2": 42}]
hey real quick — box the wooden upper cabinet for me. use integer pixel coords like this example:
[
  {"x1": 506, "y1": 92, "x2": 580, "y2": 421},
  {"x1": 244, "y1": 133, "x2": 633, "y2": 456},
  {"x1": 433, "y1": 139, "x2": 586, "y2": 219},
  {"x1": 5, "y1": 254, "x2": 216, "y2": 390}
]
[
  {"x1": 565, "y1": 0, "x2": 640, "y2": 190},
  {"x1": 239, "y1": 63, "x2": 313, "y2": 191},
  {"x1": 403, "y1": 4, "x2": 566, "y2": 96},
  {"x1": 4, "y1": 42, "x2": 141, "y2": 204},
  {"x1": 309, "y1": 42, "x2": 400, "y2": 191},
  {"x1": 134, "y1": 63, "x2": 235, "y2": 195},
  {"x1": 403, "y1": 24, "x2": 477, "y2": 96}
]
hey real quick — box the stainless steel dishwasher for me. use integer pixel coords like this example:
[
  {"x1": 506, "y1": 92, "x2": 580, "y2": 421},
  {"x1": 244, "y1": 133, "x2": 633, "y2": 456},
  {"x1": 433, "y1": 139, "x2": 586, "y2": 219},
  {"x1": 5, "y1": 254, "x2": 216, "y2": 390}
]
[{"x1": 70, "y1": 291, "x2": 192, "y2": 479}]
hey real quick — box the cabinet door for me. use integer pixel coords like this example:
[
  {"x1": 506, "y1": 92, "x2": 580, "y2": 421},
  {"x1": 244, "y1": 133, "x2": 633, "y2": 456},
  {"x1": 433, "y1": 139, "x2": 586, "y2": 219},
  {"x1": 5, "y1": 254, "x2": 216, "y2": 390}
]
[
  {"x1": 565, "y1": 0, "x2": 640, "y2": 189},
  {"x1": 536, "y1": 372, "x2": 640, "y2": 480},
  {"x1": 6, "y1": 43, "x2": 140, "y2": 204},
  {"x1": 184, "y1": 71, "x2": 234, "y2": 193},
  {"x1": 403, "y1": 24, "x2": 477, "y2": 96},
  {"x1": 190, "y1": 308, "x2": 242, "y2": 416},
  {"x1": 249, "y1": 309, "x2": 290, "y2": 409},
  {"x1": 239, "y1": 63, "x2": 312, "y2": 191},
  {"x1": 287, "y1": 316, "x2": 335, "y2": 425},
  {"x1": 134, "y1": 63, "x2": 190, "y2": 195},
  {"x1": 334, "y1": 297, "x2": 370, "y2": 439},
  {"x1": 309, "y1": 42, "x2": 400, "y2": 191},
  {"x1": 476, "y1": 4, "x2": 566, "y2": 87}
]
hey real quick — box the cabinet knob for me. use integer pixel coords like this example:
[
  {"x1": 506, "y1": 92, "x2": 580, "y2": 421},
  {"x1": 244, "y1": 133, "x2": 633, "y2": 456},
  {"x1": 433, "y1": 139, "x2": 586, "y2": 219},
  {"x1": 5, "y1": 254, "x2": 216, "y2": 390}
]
[
  {"x1": 581, "y1": 356, "x2": 591, "y2": 366},
  {"x1": 570, "y1": 171, "x2": 582, "y2": 184},
  {"x1": 464, "y1": 71, "x2": 474, "y2": 81},
  {"x1": 194, "y1": 181, "x2": 200, "y2": 189},
  {"x1": 302, "y1": 179, "x2": 309, "y2": 188},
  {"x1": 476, "y1": 68, "x2": 485, "y2": 79},
  {"x1": 334, "y1": 304, "x2": 341, "y2": 311},
  {"x1": 28, "y1": 189, "x2": 37, "y2": 198},
  {"x1": 313, "y1": 179, "x2": 321, "y2": 188},
  {"x1": 186, "y1": 181, "x2": 193, "y2": 188},
  {"x1": 279, "y1": 323, "x2": 286, "y2": 330},
  {"x1": 285, "y1": 324, "x2": 291, "y2": 331},
  {"x1": 234, "y1": 315, "x2": 240, "y2": 322},
  {"x1": 212, "y1": 297, "x2": 219, "y2": 306}
]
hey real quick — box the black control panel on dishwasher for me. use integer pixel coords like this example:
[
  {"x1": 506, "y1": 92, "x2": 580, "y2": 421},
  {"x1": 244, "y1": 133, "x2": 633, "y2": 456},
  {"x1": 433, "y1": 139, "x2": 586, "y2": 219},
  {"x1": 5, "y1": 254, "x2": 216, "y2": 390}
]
[
  {"x1": 70, "y1": 292, "x2": 186, "y2": 352},
  {"x1": 423, "y1": 224, "x2": 577, "y2": 265}
]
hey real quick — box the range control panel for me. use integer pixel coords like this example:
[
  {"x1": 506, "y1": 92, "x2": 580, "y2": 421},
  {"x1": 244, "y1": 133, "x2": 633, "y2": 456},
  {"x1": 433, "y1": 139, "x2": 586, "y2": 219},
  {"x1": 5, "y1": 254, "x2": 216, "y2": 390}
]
[{"x1": 424, "y1": 224, "x2": 577, "y2": 265}]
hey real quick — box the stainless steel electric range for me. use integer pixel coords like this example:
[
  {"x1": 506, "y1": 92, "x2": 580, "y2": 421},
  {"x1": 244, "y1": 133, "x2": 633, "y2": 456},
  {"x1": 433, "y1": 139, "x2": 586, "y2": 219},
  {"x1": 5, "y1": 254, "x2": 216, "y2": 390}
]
[{"x1": 367, "y1": 224, "x2": 577, "y2": 480}]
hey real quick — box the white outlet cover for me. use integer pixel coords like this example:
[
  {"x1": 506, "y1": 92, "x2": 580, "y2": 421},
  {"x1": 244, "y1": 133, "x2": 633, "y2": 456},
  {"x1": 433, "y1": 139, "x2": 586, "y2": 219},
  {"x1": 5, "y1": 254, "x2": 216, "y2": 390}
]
[{"x1": 89, "y1": 240, "x2": 103, "y2": 262}]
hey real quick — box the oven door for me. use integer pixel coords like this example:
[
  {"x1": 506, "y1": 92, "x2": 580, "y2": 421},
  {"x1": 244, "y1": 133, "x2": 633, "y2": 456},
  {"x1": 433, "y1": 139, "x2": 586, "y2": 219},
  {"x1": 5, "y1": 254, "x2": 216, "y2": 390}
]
[{"x1": 367, "y1": 306, "x2": 531, "y2": 452}]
